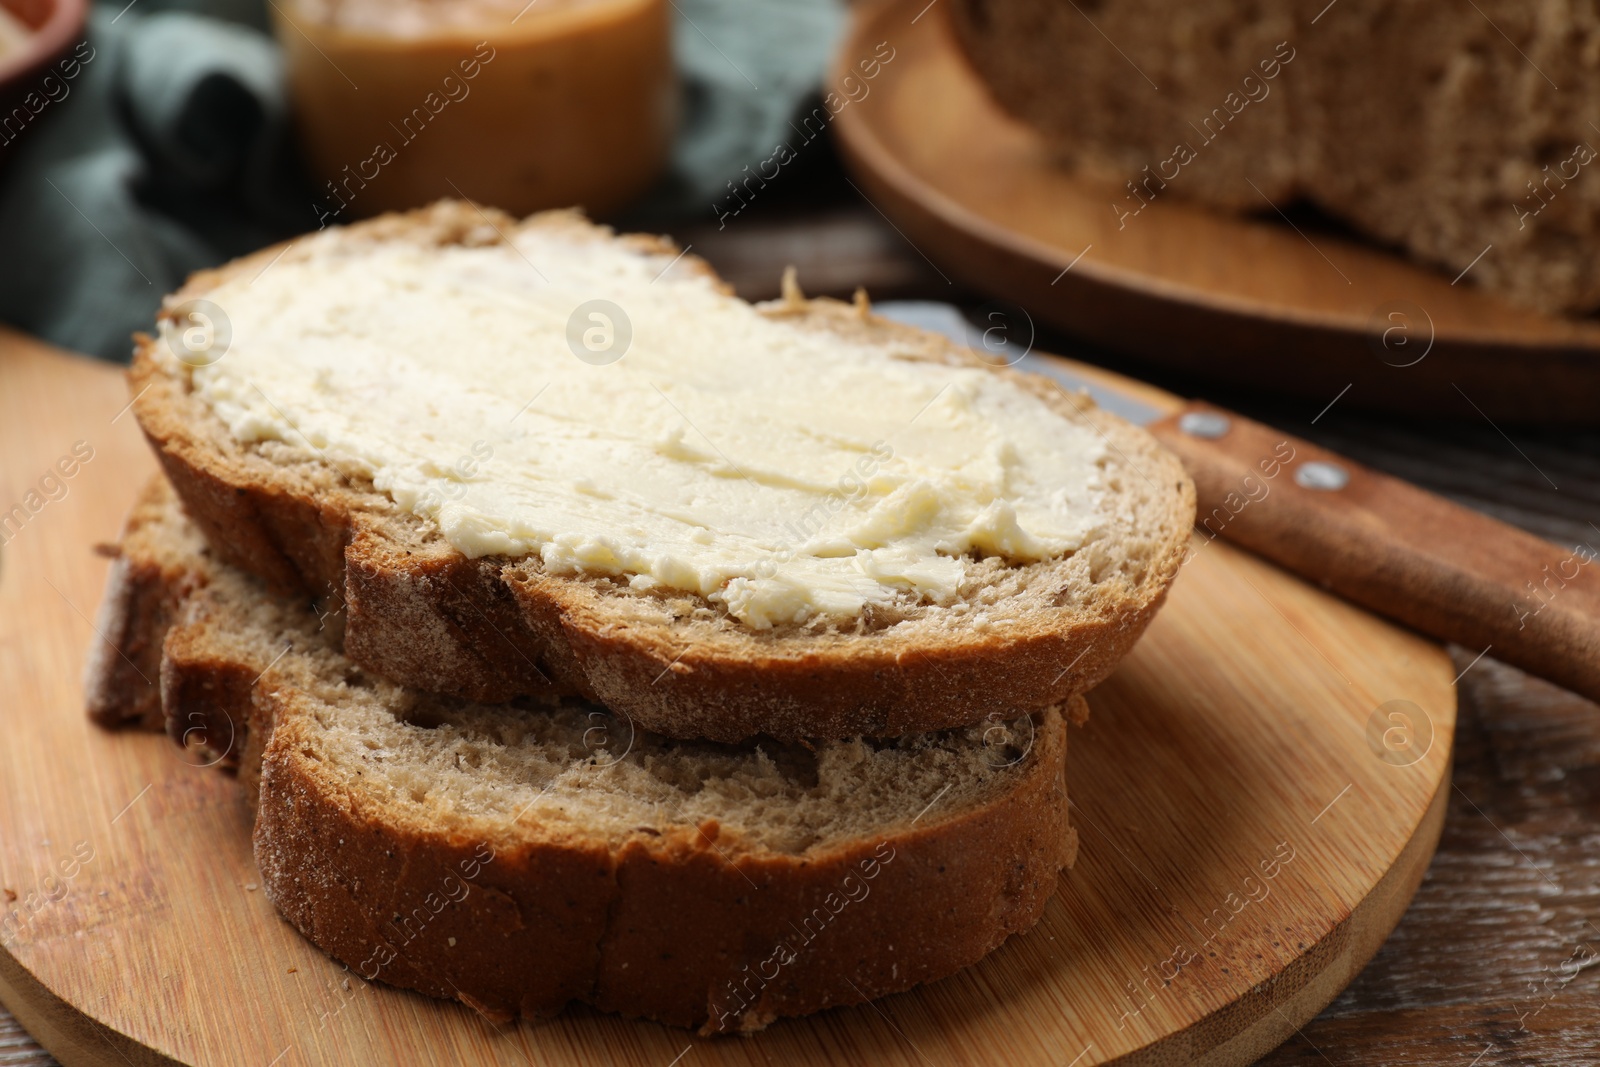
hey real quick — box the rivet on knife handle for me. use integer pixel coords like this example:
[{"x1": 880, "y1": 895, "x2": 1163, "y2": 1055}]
[{"x1": 1149, "y1": 401, "x2": 1600, "y2": 704}]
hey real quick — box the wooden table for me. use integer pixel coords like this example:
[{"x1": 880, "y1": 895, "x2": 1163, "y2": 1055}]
[{"x1": 4, "y1": 190, "x2": 1597, "y2": 1066}]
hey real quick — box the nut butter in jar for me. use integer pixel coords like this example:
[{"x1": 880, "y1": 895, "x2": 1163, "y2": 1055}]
[{"x1": 276, "y1": 0, "x2": 675, "y2": 223}]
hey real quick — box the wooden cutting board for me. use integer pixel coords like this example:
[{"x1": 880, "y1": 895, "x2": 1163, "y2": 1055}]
[
  {"x1": 831, "y1": 0, "x2": 1600, "y2": 424},
  {"x1": 0, "y1": 328, "x2": 1455, "y2": 1066}
]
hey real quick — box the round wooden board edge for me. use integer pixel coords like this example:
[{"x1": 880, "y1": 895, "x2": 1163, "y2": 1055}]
[
  {"x1": 0, "y1": 933, "x2": 181, "y2": 1067},
  {"x1": 0, "y1": 720, "x2": 1456, "y2": 1067},
  {"x1": 1182, "y1": 757, "x2": 1451, "y2": 1066}
]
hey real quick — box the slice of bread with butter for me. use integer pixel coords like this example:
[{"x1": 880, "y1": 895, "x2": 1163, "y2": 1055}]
[
  {"x1": 128, "y1": 201, "x2": 1194, "y2": 742},
  {"x1": 88, "y1": 477, "x2": 1079, "y2": 1034}
]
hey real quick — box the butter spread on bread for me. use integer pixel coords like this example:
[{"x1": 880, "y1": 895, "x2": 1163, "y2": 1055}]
[{"x1": 162, "y1": 228, "x2": 1108, "y2": 629}]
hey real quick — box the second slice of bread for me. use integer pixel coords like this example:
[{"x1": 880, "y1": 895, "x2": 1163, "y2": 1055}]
[{"x1": 101, "y1": 478, "x2": 1081, "y2": 1033}]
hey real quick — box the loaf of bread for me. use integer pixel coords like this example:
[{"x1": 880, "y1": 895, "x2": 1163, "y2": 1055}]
[
  {"x1": 131, "y1": 201, "x2": 1194, "y2": 743},
  {"x1": 93, "y1": 477, "x2": 1081, "y2": 1034},
  {"x1": 949, "y1": 0, "x2": 1600, "y2": 313}
]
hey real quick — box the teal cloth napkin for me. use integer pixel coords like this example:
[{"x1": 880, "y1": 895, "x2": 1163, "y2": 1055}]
[
  {"x1": 0, "y1": 2, "x2": 305, "y2": 361},
  {"x1": 0, "y1": 0, "x2": 846, "y2": 362},
  {"x1": 639, "y1": 0, "x2": 847, "y2": 218}
]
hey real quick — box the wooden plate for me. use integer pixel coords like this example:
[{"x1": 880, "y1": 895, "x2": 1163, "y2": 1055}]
[
  {"x1": 832, "y1": 0, "x2": 1600, "y2": 424},
  {"x1": 0, "y1": 329, "x2": 1455, "y2": 1066}
]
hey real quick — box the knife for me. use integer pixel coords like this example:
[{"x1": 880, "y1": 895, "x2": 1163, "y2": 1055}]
[{"x1": 875, "y1": 301, "x2": 1600, "y2": 705}]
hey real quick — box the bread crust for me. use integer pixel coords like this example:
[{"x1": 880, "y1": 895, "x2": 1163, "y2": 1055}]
[
  {"x1": 83, "y1": 486, "x2": 210, "y2": 730},
  {"x1": 82, "y1": 547, "x2": 171, "y2": 730},
  {"x1": 131, "y1": 201, "x2": 1194, "y2": 742},
  {"x1": 91, "y1": 476, "x2": 1081, "y2": 1034}
]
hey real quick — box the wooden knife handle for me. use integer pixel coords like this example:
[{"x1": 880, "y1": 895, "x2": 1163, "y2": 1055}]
[{"x1": 1147, "y1": 402, "x2": 1600, "y2": 704}]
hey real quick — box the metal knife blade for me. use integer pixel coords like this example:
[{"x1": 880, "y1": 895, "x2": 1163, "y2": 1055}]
[{"x1": 873, "y1": 300, "x2": 1165, "y2": 426}]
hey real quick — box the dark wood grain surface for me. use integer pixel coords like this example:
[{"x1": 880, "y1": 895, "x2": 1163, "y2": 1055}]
[
  {"x1": 1, "y1": 1010, "x2": 49, "y2": 1067},
  {"x1": 6, "y1": 183, "x2": 1596, "y2": 1066}
]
